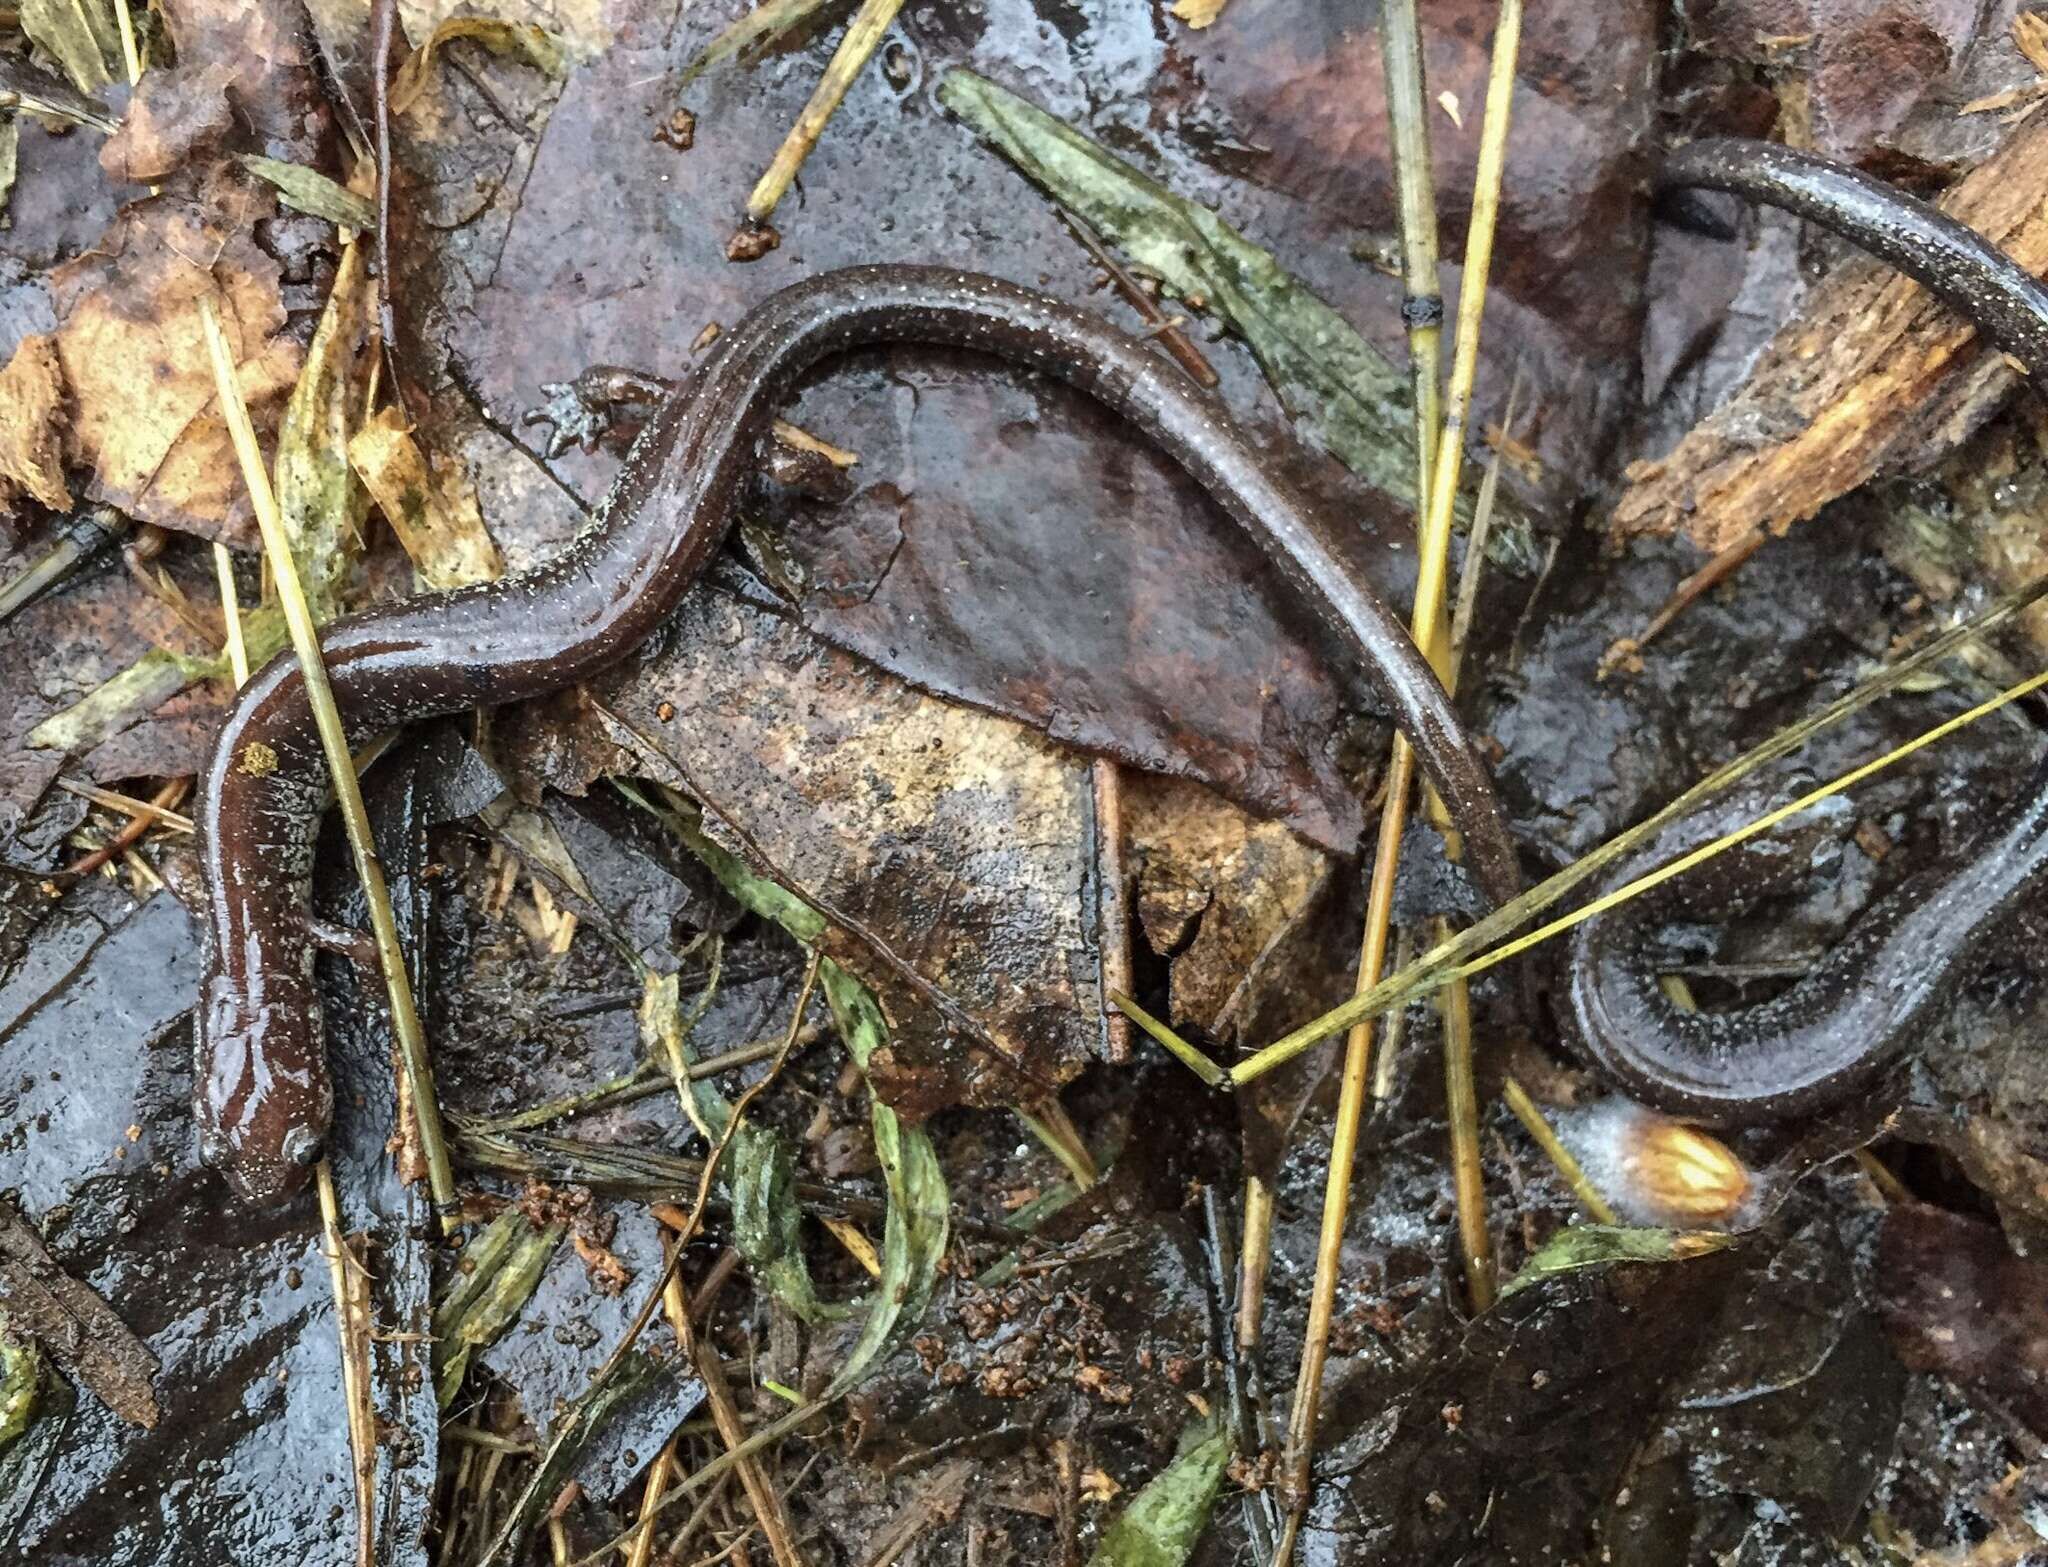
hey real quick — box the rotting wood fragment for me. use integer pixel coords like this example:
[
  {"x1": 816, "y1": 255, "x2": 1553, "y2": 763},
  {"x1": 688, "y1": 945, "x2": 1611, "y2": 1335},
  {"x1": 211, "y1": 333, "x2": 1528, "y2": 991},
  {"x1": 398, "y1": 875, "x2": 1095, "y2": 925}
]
[{"x1": 1613, "y1": 115, "x2": 2048, "y2": 553}]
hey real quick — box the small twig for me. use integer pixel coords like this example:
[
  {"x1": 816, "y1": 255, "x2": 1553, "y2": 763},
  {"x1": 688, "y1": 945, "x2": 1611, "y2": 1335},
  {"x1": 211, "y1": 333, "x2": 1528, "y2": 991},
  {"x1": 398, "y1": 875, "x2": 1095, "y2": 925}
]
[
  {"x1": 656, "y1": 935, "x2": 727, "y2": 1133},
  {"x1": 820, "y1": 1216, "x2": 881, "y2": 1277},
  {"x1": 1235, "y1": 1173, "x2": 1274, "y2": 1352},
  {"x1": 59, "y1": 776, "x2": 192, "y2": 879},
  {"x1": 1107, "y1": 990, "x2": 1226, "y2": 1087},
  {"x1": 112, "y1": 0, "x2": 145, "y2": 80},
  {"x1": 1016, "y1": 1099, "x2": 1097, "y2": 1191},
  {"x1": 213, "y1": 544, "x2": 250, "y2": 685},
  {"x1": 0, "y1": 509, "x2": 129, "y2": 625},
  {"x1": 119, "y1": 551, "x2": 228, "y2": 653},
  {"x1": 466, "y1": 1029, "x2": 820, "y2": 1137},
  {"x1": 202, "y1": 374, "x2": 378, "y2": 1564},
  {"x1": 744, "y1": 0, "x2": 905, "y2": 225},
  {"x1": 316, "y1": 1163, "x2": 379, "y2": 1567},
  {"x1": 663, "y1": 1254, "x2": 811, "y2": 1567},
  {"x1": 54, "y1": 777, "x2": 196, "y2": 833},
  {"x1": 1612, "y1": 528, "x2": 1769, "y2": 671},
  {"x1": 1276, "y1": 5, "x2": 1522, "y2": 1547},
  {"x1": 504, "y1": 957, "x2": 819, "y2": 1567},
  {"x1": 1365, "y1": 926, "x2": 1417, "y2": 1101},
  {"x1": 1380, "y1": 0, "x2": 1444, "y2": 504},
  {"x1": 1447, "y1": 372, "x2": 1523, "y2": 675},
  {"x1": 1438, "y1": 922, "x2": 1494, "y2": 1310},
  {"x1": 1439, "y1": 380, "x2": 1521, "y2": 1315},
  {"x1": 121, "y1": 847, "x2": 166, "y2": 896},
  {"x1": 1092, "y1": 758, "x2": 1133, "y2": 1061},
  {"x1": 1056, "y1": 206, "x2": 1219, "y2": 387},
  {"x1": 1201, "y1": 1187, "x2": 1279, "y2": 1557},
  {"x1": 662, "y1": 1471, "x2": 738, "y2": 1564},
  {"x1": 1851, "y1": 1146, "x2": 1910, "y2": 1204},
  {"x1": 625, "y1": 1433, "x2": 682, "y2": 1567}
]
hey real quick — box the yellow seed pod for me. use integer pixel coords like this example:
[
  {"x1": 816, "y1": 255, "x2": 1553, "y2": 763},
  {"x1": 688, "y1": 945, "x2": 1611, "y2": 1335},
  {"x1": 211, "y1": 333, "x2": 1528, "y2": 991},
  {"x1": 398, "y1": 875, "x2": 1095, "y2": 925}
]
[{"x1": 1620, "y1": 1119, "x2": 1752, "y2": 1226}]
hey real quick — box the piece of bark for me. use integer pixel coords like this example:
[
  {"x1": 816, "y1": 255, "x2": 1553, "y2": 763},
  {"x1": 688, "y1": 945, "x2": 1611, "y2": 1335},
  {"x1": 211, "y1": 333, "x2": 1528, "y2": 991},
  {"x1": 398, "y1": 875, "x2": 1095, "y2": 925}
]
[
  {"x1": 1613, "y1": 114, "x2": 2048, "y2": 553},
  {"x1": 0, "y1": 1199, "x2": 160, "y2": 1429}
]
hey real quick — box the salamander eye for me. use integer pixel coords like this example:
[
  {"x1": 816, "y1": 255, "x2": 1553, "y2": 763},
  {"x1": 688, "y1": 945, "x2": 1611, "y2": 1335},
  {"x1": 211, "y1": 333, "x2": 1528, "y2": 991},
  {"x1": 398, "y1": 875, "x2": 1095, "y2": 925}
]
[{"x1": 281, "y1": 1127, "x2": 324, "y2": 1168}]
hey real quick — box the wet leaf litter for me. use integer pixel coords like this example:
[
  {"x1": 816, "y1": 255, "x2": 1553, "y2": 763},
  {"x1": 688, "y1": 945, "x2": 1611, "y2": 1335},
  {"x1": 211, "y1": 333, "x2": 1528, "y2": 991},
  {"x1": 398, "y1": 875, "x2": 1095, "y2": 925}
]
[{"x1": 0, "y1": 0, "x2": 2045, "y2": 1565}]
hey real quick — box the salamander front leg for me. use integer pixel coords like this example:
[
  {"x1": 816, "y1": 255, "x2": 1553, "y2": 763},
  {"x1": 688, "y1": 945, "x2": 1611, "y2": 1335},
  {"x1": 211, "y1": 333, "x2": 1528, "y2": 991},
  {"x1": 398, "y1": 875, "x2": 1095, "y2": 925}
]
[{"x1": 302, "y1": 915, "x2": 382, "y2": 972}]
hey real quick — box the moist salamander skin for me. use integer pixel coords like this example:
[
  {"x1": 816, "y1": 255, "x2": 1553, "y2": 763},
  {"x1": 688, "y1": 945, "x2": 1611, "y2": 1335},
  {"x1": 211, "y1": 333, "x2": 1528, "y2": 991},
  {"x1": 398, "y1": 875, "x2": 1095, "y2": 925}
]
[
  {"x1": 194, "y1": 264, "x2": 1526, "y2": 1206},
  {"x1": 1558, "y1": 761, "x2": 2048, "y2": 1120},
  {"x1": 1657, "y1": 139, "x2": 2048, "y2": 382},
  {"x1": 1553, "y1": 141, "x2": 2048, "y2": 1121}
]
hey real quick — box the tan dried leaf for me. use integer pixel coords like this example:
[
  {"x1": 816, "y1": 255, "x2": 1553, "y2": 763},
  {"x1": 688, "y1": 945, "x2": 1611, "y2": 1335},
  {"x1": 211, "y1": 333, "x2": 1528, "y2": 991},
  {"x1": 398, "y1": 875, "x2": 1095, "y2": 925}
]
[
  {"x1": 0, "y1": 334, "x2": 76, "y2": 513},
  {"x1": 2017, "y1": 11, "x2": 2048, "y2": 78},
  {"x1": 98, "y1": 61, "x2": 237, "y2": 183},
  {"x1": 1126, "y1": 774, "x2": 1328, "y2": 1033},
  {"x1": 51, "y1": 183, "x2": 302, "y2": 544},
  {"x1": 348, "y1": 406, "x2": 506, "y2": 589}
]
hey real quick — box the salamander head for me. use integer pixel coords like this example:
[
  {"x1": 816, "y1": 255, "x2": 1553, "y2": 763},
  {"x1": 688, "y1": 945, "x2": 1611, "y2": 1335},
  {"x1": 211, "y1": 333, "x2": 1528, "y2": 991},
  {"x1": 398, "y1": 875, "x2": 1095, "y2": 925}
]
[{"x1": 196, "y1": 968, "x2": 330, "y2": 1206}]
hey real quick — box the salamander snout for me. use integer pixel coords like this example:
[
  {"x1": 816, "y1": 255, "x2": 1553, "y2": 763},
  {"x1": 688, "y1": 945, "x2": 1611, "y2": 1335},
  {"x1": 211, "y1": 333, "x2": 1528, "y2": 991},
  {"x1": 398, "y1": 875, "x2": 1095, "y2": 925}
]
[{"x1": 194, "y1": 968, "x2": 330, "y2": 1206}]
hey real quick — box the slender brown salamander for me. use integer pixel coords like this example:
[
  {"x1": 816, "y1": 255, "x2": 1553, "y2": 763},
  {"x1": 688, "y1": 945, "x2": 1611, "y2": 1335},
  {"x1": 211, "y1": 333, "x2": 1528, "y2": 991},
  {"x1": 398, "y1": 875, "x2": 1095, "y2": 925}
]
[
  {"x1": 197, "y1": 264, "x2": 1525, "y2": 1205},
  {"x1": 1556, "y1": 139, "x2": 2048, "y2": 1120}
]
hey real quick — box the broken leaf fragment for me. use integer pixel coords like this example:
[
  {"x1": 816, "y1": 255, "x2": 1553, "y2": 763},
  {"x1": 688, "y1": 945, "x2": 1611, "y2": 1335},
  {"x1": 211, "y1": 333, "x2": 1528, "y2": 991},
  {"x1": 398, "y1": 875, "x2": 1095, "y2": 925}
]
[
  {"x1": 638, "y1": 966, "x2": 841, "y2": 1324},
  {"x1": 432, "y1": 1209, "x2": 564, "y2": 1406},
  {"x1": 20, "y1": 0, "x2": 118, "y2": 93},
  {"x1": 939, "y1": 68, "x2": 1423, "y2": 516},
  {"x1": 0, "y1": 336, "x2": 74, "y2": 514},
  {"x1": 1085, "y1": 1419, "x2": 1230, "y2": 1566},
  {"x1": 675, "y1": 0, "x2": 851, "y2": 88},
  {"x1": 637, "y1": 790, "x2": 950, "y2": 1408},
  {"x1": 389, "y1": 16, "x2": 567, "y2": 114},
  {"x1": 0, "y1": 1313, "x2": 41, "y2": 1449},
  {"x1": 1498, "y1": 1224, "x2": 1738, "y2": 1300},
  {"x1": 100, "y1": 61, "x2": 237, "y2": 182},
  {"x1": 276, "y1": 239, "x2": 374, "y2": 619},
  {"x1": 349, "y1": 407, "x2": 506, "y2": 590},
  {"x1": 238, "y1": 154, "x2": 376, "y2": 231}
]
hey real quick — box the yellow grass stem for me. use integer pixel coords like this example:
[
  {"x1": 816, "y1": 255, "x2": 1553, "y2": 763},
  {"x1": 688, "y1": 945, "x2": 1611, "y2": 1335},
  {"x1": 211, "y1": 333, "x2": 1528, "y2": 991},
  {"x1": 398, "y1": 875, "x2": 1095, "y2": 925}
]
[{"x1": 198, "y1": 295, "x2": 459, "y2": 1219}]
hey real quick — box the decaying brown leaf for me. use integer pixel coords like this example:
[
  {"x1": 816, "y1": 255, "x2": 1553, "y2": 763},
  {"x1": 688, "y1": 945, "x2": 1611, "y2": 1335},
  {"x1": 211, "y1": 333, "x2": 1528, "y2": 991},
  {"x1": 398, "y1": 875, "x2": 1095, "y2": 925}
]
[
  {"x1": 571, "y1": 589, "x2": 1102, "y2": 1120},
  {"x1": 98, "y1": 60, "x2": 238, "y2": 183},
  {"x1": 0, "y1": 334, "x2": 75, "y2": 515},
  {"x1": 49, "y1": 177, "x2": 303, "y2": 545},
  {"x1": 150, "y1": 0, "x2": 338, "y2": 163},
  {"x1": 1876, "y1": 1202, "x2": 2048, "y2": 1434}
]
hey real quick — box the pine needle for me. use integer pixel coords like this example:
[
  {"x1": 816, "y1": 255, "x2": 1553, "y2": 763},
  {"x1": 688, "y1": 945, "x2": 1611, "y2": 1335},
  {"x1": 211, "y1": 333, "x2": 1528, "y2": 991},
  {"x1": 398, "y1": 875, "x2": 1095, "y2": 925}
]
[{"x1": 1237, "y1": 652, "x2": 2048, "y2": 1084}]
